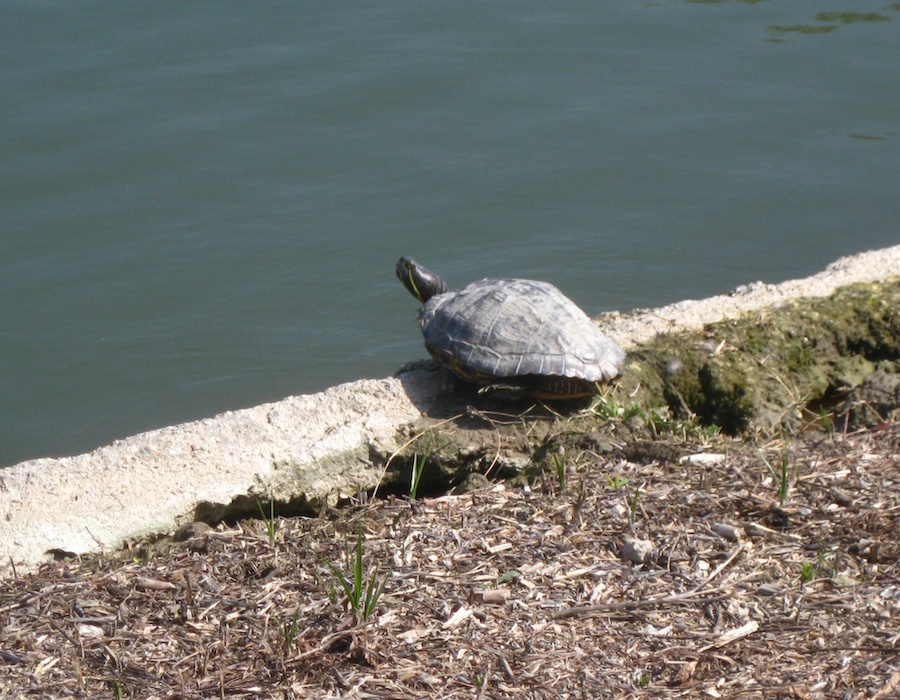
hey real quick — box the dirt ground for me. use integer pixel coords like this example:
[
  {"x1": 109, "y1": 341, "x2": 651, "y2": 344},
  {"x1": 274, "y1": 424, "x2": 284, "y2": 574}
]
[{"x1": 2, "y1": 421, "x2": 897, "y2": 699}]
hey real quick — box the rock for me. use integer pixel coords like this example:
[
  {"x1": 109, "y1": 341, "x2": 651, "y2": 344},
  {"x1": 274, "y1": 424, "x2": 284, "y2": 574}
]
[
  {"x1": 173, "y1": 521, "x2": 213, "y2": 542},
  {"x1": 679, "y1": 453, "x2": 727, "y2": 467},
  {"x1": 757, "y1": 583, "x2": 783, "y2": 596},
  {"x1": 711, "y1": 523, "x2": 743, "y2": 542},
  {"x1": 472, "y1": 588, "x2": 512, "y2": 605},
  {"x1": 836, "y1": 368, "x2": 900, "y2": 430},
  {"x1": 622, "y1": 536, "x2": 654, "y2": 564}
]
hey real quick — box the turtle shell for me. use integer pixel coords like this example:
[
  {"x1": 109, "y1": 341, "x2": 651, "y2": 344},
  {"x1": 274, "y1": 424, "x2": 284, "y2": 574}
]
[{"x1": 418, "y1": 277, "x2": 624, "y2": 397}]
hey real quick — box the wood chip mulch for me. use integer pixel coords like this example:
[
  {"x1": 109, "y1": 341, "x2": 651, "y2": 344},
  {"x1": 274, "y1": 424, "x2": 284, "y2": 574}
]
[{"x1": 1, "y1": 426, "x2": 898, "y2": 699}]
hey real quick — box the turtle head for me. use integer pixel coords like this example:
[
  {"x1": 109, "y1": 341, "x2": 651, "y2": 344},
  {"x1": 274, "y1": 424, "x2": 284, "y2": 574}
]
[{"x1": 396, "y1": 257, "x2": 448, "y2": 303}]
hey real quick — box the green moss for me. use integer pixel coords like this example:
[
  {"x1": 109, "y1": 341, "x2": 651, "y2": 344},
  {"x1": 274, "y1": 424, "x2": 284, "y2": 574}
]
[
  {"x1": 616, "y1": 279, "x2": 900, "y2": 435},
  {"x1": 768, "y1": 24, "x2": 837, "y2": 34},
  {"x1": 814, "y1": 12, "x2": 891, "y2": 23}
]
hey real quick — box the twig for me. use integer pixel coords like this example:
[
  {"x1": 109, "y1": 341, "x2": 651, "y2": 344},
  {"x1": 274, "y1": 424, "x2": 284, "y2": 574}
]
[
  {"x1": 686, "y1": 543, "x2": 747, "y2": 595},
  {"x1": 552, "y1": 591, "x2": 732, "y2": 620}
]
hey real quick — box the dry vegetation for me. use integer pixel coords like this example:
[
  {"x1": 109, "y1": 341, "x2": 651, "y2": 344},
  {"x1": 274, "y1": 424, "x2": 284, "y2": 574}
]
[{"x1": 1, "y1": 419, "x2": 898, "y2": 700}]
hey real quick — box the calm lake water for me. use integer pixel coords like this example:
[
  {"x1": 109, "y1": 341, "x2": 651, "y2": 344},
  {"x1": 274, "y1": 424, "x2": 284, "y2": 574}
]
[{"x1": 2, "y1": 2, "x2": 898, "y2": 467}]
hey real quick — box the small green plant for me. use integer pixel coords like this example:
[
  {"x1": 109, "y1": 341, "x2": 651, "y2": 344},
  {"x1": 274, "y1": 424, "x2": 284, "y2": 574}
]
[
  {"x1": 318, "y1": 526, "x2": 387, "y2": 621},
  {"x1": 639, "y1": 673, "x2": 651, "y2": 688},
  {"x1": 760, "y1": 447, "x2": 793, "y2": 504},
  {"x1": 591, "y1": 395, "x2": 641, "y2": 421},
  {"x1": 607, "y1": 474, "x2": 629, "y2": 490},
  {"x1": 257, "y1": 498, "x2": 277, "y2": 546},
  {"x1": 496, "y1": 570, "x2": 520, "y2": 585},
  {"x1": 282, "y1": 607, "x2": 301, "y2": 655},
  {"x1": 552, "y1": 453, "x2": 567, "y2": 491},
  {"x1": 592, "y1": 396, "x2": 720, "y2": 444},
  {"x1": 819, "y1": 406, "x2": 834, "y2": 438},
  {"x1": 818, "y1": 542, "x2": 828, "y2": 571},
  {"x1": 799, "y1": 560, "x2": 816, "y2": 583},
  {"x1": 112, "y1": 681, "x2": 124, "y2": 700},
  {"x1": 131, "y1": 546, "x2": 153, "y2": 566},
  {"x1": 799, "y1": 538, "x2": 833, "y2": 584},
  {"x1": 627, "y1": 487, "x2": 641, "y2": 521},
  {"x1": 645, "y1": 407, "x2": 673, "y2": 435},
  {"x1": 816, "y1": 538, "x2": 833, "y2": 579},
  {"x1": 409, "y1": 453, "x2": 427, "y2": 502},
  {"x1": 644, "y1": 407, "x2": 719, "y2": 443}
]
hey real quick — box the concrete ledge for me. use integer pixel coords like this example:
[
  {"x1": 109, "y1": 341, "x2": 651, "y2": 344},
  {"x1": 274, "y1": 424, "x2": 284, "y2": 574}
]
[
  {"x1": 2, "y1": 244, "x2": 899, "y2": 576},
  {"x1": 0, "y1": 372, "x2": 450, "y2": 576},
  {"x1": 598, "y1": 245, "x2": 900, "y2": 346}
]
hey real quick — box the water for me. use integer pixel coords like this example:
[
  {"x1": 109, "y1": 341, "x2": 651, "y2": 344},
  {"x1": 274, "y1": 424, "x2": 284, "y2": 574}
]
[{"x1": 2, "y1": 1, "x2": 898, "y2": 467}]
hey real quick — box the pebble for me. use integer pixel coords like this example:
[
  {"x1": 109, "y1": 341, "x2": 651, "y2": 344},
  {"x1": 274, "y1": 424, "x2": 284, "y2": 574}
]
[
  {"x1": 712, "y1": 523, "x2": 743, "y2": 542},
  {"x1": 757, "y1": 583, "x2": 782, "y2": 596},
  {"x1": 622, "y1": 536, "x2": 654, "y2": 564},
  {"x1": 678, "y1": 453, "x2": 727, "y2": 467}
]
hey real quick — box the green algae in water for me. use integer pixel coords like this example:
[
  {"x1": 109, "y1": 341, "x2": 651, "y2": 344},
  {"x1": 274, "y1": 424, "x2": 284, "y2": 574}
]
[
  {"x1": 814, "y1": 12, "x2": 891, "y2": 24},
  {"x1": 768, "y1": 24, "x2": 837, "y2": 34}
]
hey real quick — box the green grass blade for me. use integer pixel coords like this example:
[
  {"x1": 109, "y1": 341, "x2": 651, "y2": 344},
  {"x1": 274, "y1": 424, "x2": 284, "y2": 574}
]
[{"x1": 363, "y1": 566, "x2": 386, "y2": 619}]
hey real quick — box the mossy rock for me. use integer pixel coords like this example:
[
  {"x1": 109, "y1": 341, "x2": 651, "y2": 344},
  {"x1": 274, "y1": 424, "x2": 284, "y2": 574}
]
[{"x1": 616, "y1": 280, "x2": 900, "y2": 435}]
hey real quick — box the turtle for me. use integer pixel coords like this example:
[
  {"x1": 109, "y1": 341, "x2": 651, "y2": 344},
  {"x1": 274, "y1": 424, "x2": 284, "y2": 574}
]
[{"x1": 396, "y1": 256, "x2": 625, "y2": 399}]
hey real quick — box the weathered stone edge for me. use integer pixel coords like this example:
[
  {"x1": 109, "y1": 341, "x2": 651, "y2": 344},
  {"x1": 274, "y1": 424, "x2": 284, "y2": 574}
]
[
  {"x1": 596, "y1": 245, "x2": 900, "y2": 347},
  {"x1": 1, "y1": 244, "x2": 898, "y2": 576},
  {"x1": 0, "y1": 371, "x2": 450, "y2": 577}
]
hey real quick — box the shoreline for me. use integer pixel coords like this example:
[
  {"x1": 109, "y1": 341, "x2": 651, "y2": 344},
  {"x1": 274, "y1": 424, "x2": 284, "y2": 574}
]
[{"x1": 2, "y1": 244, "x2": 899, "y2": 576}]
